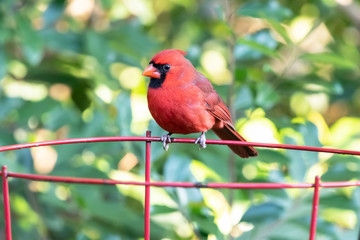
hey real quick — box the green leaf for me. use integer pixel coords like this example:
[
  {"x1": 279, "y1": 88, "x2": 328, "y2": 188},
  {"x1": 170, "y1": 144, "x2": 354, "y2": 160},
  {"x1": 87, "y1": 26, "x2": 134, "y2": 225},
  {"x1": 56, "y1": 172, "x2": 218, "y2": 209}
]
[
  {"x1": 86, "y1": 200, "x2": 167, "y2": 239},
  {"x1": 16, "y1": 97, "x2": 56, "y2": 123},
  {"x1": 234, "y1": 68, "x2": 247, "y2": 83},
  {"x1": 267, "y1": 18, "x2": 292, "y2": 44},
  {"x1": 235, "y1": 30, "x2": 279, "y2": 60},
  {"x1": 40, "y1": 29, "x2": 82, "y2": 53},
  {"x1": 191, "y1": 213, "x2": 222, "y2": 237},
  {"x1": 43, "y1": 1, "x2": 65, "y2": 27},
  {"x1": 256, "y1": 149, "x2": 289, "y2": 164},
  {"x1": 320, "y1": 193, "x2": 359, "y2": 211},
  {"x1": 242, "y1": 202, "x2": 285, "y2": 224},
  {"x1": 279, "y1": 76, "x2": 344, "y2": 95},
  {"x1": 268, "y1": 222, "x2": 310, "y2": 240},
  {"x1": 164, "y1": 154, "x2": 192, "y2": 182},
  {"x1": 237, "y1": 0, "x2": 292, "y2": 21},
  {"x1": 164, "y1": 154, "x2": 203, "y2": 205},
  {"x1": 100, "y1": 0, "x2": 113, "y2": 9},
  {"x1": 115, "y1": 92, "x2": 132, "y2": 136},
  {"x1": 238, "y1": 38, "x2": 280, "y2": 58},
  {"x1": 234, "y1": 85, "x2": 254, "y2": 110},
  {"x1": 255, "y1": 82, "x2": 280, "y2": 110},
  {"x1": 151, "y1": 205, "x2": 178, "y2": 215},
  {"x1": 72, "y1": 81, "x2": 92, "y2": 111},
  {"x1": 44, "y1": 105, "x2": 79, "y2": 131},
  {"x1": 301, "y1": 53, "x2": 358, "y2": 69},
  {"x1": 322, "y1": 164, "x2": 360, "y2": 181},
  {"x1": 0, "y1": 46, "x2": 6, "y2": 79},
  {"x1": 284, "y1": 136, "x2": 307, "y2": 182},
  {"x1": 85, "y1": 31, "x2": 109, "y2": 65},
  {"x1": 0, "y1": 97, "x2": 23, "y2": 121},
  {"x1": 298, "y1": 121, "x2": 320, "y2": 166},
  {"x1": 16, "y1": 15, "x2": 43, "y2": 65},
  {"x1": 326, "y1": 155, "x2": 360, "y2": 165},
  {"x1": 315, "y1": 219, "x2": 342, "y2": 239}
]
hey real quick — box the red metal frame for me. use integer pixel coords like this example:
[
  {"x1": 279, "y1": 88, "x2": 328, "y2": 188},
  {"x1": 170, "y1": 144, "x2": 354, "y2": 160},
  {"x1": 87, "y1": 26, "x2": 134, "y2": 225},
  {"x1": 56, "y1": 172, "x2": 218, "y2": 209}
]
[
  {"x1": 145, "y1": 131, "x2": 151, "y2": 240},
  {"x1": 1, "y1": 166, "x2": 12, "y2": 240},
  {"x1": 1, "y1": 136, "x2": 360, "y2": 156},
  {"x1": 309, "y1": 176, "x2": 320, "y2": 240},
  {"x1": 1, "y1": 132, "x2": 360, "y2": 240}
]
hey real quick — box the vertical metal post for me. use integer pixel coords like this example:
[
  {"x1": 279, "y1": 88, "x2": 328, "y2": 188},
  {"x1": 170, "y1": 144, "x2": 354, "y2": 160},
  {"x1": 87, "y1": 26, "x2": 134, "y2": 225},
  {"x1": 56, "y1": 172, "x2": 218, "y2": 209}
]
[
  {"x1": 2, "y1": 166, "x2": 12, "y2": 240},
  {"x1": 144, "y1": 131, "x2": 151, "y2": 240},
  {"x1": 309, "y1": 176, "x2": 320, "y2": 240}
]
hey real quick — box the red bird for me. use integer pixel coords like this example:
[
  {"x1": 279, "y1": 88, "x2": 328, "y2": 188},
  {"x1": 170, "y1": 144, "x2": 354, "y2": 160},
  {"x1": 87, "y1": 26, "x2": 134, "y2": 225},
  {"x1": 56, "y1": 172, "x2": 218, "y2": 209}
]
[{"x1": 142, "y1": 49, "x2": 257, "y2": 158}]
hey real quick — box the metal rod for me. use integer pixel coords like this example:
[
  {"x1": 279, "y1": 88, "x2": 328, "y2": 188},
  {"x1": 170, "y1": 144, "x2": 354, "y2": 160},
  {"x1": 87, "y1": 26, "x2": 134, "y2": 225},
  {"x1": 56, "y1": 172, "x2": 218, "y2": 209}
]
[
  {"x1": 1, "y1": 137, "x2": 360, "y2": 156},
  {"x1": 3, "y1": 171, "x2": 314, "y2": 188},
  {"x1": 144, "y1": 131, "x2": 151, "y2": 240},
  {"x1": 3, "y1": 171, "x2": 360, "y2": 189},
  {"x1": 309, "y1": 176, "x2": 320, "y2": 240},
  {"x1": 1, "y1": 166, "x2": 12, "y2": 240}
]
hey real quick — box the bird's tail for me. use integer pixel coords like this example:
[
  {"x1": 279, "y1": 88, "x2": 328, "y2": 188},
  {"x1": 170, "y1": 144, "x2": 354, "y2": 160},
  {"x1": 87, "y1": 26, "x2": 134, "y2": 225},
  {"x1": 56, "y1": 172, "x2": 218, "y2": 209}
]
[{"x1": 212, "y1": 124, "x2": 258, "y2": 158}]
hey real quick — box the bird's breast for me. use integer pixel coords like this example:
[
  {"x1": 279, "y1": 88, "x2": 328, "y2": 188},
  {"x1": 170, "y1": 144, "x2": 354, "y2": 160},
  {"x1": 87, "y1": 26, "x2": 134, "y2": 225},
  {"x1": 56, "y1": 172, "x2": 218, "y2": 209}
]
[{"x1": 147, "y1": 85, "x2": 215, "y2": 134}]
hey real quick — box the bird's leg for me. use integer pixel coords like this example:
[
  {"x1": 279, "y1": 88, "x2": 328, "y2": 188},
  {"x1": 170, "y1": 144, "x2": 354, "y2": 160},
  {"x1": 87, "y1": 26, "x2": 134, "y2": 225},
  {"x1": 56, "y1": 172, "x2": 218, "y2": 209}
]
[
  {"x1": 160, "y1": 132, "x2": 172, "y2": 151},
  {"x1": 195, "y1": 132, "x2": 207, "y2": 149}
]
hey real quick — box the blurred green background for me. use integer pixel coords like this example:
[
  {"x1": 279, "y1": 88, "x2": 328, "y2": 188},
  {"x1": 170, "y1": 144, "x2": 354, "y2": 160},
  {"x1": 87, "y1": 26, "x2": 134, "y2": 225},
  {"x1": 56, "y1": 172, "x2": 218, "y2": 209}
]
[{"x1": 1, "y1": 0, "x2": 360, "y2": 239}]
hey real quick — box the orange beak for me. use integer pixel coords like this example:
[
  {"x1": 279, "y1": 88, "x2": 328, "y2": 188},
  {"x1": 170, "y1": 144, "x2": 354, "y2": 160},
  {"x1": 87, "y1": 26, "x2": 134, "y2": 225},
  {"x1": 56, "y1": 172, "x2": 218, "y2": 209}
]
[{"x1": 142, "y1": 64, "x2": 161, "y2": 79}]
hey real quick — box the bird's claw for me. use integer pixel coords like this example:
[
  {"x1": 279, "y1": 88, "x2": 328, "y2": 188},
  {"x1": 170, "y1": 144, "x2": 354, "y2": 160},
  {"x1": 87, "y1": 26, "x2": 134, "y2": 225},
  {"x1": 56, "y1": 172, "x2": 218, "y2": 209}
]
[
  {"x1": 161, "y1": 133, "x2": 172, "y2": 151},
  {"x1": 195, "y1": 132, "x2": 207, "y2": 149}
]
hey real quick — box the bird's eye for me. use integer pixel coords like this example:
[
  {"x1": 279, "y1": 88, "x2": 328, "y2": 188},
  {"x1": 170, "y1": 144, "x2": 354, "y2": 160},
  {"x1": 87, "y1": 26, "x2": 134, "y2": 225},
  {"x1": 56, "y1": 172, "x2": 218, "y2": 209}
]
[{"x1": 163, "y1": 64, "x2": 171, "y2": 72}]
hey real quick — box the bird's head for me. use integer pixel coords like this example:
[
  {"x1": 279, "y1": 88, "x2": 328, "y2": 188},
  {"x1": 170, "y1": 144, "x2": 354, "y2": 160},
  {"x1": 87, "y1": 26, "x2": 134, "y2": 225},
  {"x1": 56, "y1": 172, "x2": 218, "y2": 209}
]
[{"x1": 142, "y1": 49, "x2": 193, "y2": 88}]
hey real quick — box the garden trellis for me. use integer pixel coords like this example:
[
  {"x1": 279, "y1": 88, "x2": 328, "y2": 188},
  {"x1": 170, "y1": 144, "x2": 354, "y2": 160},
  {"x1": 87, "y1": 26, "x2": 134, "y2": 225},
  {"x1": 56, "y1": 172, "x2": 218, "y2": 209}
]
[{"x1": 1, "y1": 131, "x2": 360, "y2": 240}]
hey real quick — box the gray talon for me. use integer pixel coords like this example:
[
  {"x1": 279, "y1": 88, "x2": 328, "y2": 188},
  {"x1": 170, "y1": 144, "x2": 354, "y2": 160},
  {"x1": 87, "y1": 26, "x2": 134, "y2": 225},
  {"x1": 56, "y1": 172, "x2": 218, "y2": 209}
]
[
  {"x1": 161, "y1": 133, "x2": 172, "y2": 151},
  {"x1": 195, "y1": 132, "x2": 207, "y2": 149}
]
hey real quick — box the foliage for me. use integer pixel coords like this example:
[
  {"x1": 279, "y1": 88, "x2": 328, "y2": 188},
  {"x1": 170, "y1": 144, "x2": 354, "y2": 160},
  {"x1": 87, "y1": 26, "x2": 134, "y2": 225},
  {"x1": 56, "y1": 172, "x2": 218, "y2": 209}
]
[{"x1": 0, "y1": 0, "x2": 360, "y2": 239}]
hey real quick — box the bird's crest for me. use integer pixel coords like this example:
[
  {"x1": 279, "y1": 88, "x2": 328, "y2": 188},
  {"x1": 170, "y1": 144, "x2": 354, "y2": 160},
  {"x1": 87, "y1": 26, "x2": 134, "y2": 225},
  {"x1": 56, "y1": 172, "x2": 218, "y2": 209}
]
[{"x1": 150, "y1": 49, "x2": 188, "y2": 65}]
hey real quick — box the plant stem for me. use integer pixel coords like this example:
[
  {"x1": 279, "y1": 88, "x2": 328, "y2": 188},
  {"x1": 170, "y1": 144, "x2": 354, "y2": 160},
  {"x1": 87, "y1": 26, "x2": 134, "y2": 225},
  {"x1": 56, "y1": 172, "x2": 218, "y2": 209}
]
[{"x1": 224, "y1": 1, "x2": 237, "y2": 239}]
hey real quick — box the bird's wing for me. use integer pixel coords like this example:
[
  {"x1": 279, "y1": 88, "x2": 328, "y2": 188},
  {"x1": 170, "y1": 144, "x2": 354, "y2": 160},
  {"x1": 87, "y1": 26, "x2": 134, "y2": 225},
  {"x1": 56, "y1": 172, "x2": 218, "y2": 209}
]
[
  {"x1": 193, "y1": 74, "x2": 234, "y2": 126},
  {"x1": 194, "y1": 73, "x2": 258, "y2": 158}
]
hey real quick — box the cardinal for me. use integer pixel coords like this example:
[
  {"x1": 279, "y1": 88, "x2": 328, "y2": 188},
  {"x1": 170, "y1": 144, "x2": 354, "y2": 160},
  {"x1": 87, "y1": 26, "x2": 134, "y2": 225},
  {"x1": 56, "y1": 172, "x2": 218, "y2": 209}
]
[{"x1": 142, "y1": 49, "x2": 257, "y2": 158}]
